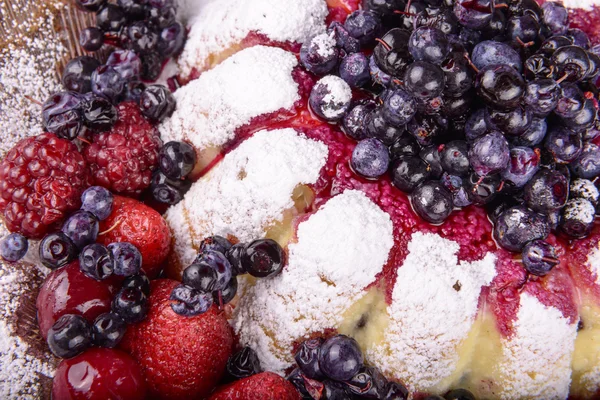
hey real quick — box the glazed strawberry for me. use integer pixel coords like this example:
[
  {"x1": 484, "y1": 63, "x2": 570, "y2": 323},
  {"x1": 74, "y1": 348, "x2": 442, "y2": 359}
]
[
  {"x1": 97, "y1": 195, "x2": 170, "y2": 278},
  {"x1": 36, "y1": 260, "x2": 120, "y2": 340},
  {"x1": 209, "y1": 372, "x2": 301, "y2": 400},
  {"x1": 0, "y1": 132, "x2": 91, "y2": 239},
  {"x1": 83, "y1": 101, "x2": 162, "y2": 196},
  {"x1": 119, "y1": 279, "x2": 233, "y2": 400},
  {"x1": 52, "y1": 348, "x2": 147, "y2": 400}
]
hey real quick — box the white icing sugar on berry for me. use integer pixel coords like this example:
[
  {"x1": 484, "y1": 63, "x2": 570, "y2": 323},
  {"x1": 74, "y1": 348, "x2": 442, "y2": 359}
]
[
  {"x1": 571, "y1": 179, "x2": 599, "y2": 204},
  {"x1": 175, "y1": 0, "x2": 328, "y2": 77},
  {"x1": 232, "y1": 189, "x2": 394, "y2": 374},
  {"x1": 367, "y1": 232, "x2": 496, "y2": 393},
  {"x1": 586, "y1": 244, "x2": 600, "y2": 285},
  {"x1": 494, "y1": 293, "x2": 577, "y2": 400},
  {"x1": 159, "y1": 46, "x2": 300, "y2": 153},
  {"x1": 311, "y1": 32, "x2": 337, "y2": 59},
  {"x1": 565, "y1": 198, "x2": 596, "y2": 224},
  {"x1": 165, "y1": 128, "x2": 329, "y2": 267},
  {"x1": 316, "y1": 75, "x2": 353, "y2": 120}
]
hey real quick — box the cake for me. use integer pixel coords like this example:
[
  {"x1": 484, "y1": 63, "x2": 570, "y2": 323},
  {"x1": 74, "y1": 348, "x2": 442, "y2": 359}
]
[{"x1": 2, "y1": 0, "x2": 600, "y2": 399}]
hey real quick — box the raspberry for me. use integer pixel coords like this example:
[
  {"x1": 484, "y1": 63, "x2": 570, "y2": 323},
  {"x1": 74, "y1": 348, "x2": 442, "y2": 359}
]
[
  {"x1": 84, "y1": 102, "x2": 162, "y2": 196},
  {"x1": 0, "y1": 133, "x2": 91, "y2": 239}
]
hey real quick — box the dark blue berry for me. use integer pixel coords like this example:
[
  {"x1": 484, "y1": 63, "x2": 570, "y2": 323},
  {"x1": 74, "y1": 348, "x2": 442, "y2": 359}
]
[
  {"x1": 493, "y1": 206, "x2": 550, "y2": 251},
  {"x1": 79, "y1": 27, "x2": 105, "y2": 52},
  {"x1": 441, "y1": 53, "x2": 473, "y2": 96},
  {"x1": 81, "y1": 186, "x2": 114, "y2": 221},
  {"x1": 404, "y1": 61, "x2": 445, "y2": 99},
  {"x1": 140, "y1": 85, "x2": 175, "y2": 122},
  {"x1": 112, "y1": 286, "x2": 149, "y2": 323},
  {"x1": 170, "y1": 284, "x2": 212, "y2": 316},
  {"x1": 79, "y1": 243, "x2": 114, "y2": 280},
  {"x1": 39, "y1": 232, "x2": 78, "y2": 269},
  {"x1": 351, "y1": 138, "x2": 390, "y2": 179},
  {"x1": 485, "y1": 106, "x2": 533, "y2": 137},
  {"x1": 476, "y1": 64, "x2": 525, "y2": 109},
  {"x1": 309, "y1": 76, "x2": 352, "y2": 121},
  {"x1": 469, "y1": 131, "x2": 510, "y2": 176},
  {"x1": 555, "y1": 83, "x2": 585, "y2": 119},
  {"x1": 409, "y1": 26, "x2": 450, "y2": 65},
  {"x1": 124, "y1": 22, "x2": 159, "y2": 54},
  {"x1": 453, "y1": 0, "x2": 494, "y2": 30},
  {"x1": 81, "y1": 96, "x2": 118, "y2": 132},
  {"x1": 369, "y1": 54, "x2": 393, "y2": 86},
  {"x1": 227, "y1": 347, "x2": 262, "y2": 379},
  {"x1": 159, "y1": 141, "x2": 196, "y2": 179},
  {"x1": 507, "y1": 14, "x2": 539, "y2": 44},
  {"x1": 551, "y1": 45, "x2": 591, "y2": 82},
  {"x1": 319, "y1": 335, "x2": 364, "y2": 381},
  {"x1": 106, "y1": 49, "x2": 142, "y2": 80},
  {"x1": 364, "y1": 109, "x2": 405, "y2": 145},
  {"x1": 108, "y1": 242, "x2": 142, "y2": 276},
  {"x1": 195, "y1": 250, "x2": 232, "y2": 290},
  {"x1": 242, "y1": 239, "x2": 285, "y2": 278},
  {"x1": 441, "y1": 173, "x2": 472, "y2": 208},
  {"x1": 521, "y1": 240, "x2": 559, "y2": 276},
  {"x1": 75, "y1": 0, "x2": 107, "y2": 12},
  {"x1": 342, "y1": 101, "x2": 377, "y2": 141},
  {"x1": 125, "y1": 81, "x2": 146, "y2": 102},
  {"x1": 122, "y1": 273, "x2": 151, "y2": 295},
  {"x1": 544, "y1": 126, "x2": 583, "y2": 163},
  {"x1": 344, "y1": 10, "x2": 381, "y2": 47},
  {"x1": 571, "y1": 178, "x2": 599, "y2": 206},
  {"x1": 390, "y1": 156, "x2": 431, "y2": 193},
  {"x1": 384, "y1": 381, "x2": 409, "y2": 400},
  {"x1": 464, "y1": 172, "x2": 501, "y2": 205},
  {"x1": 327, "y1": 21, "x2": 360, "y2": 54},
  {"x1": 62, "y1": 210, "x2": 99, "y2": 250},
  {"x1": 524, "y1": 79, "x2": 560, "y2": 117},
  {"x1": 294, "y1": 338, "x2": 324, "y2": 379},
  {"x1": 47, "y1": 314, "x2": 92, "y2": 358},
  {"x1": 411, "y1": 181, "x2": 454, "y2": 224},
  {"x1": 420, "y1": 146, "x2": 444, "y2": 179},
  {"x1": 117, "y1": 0, "x2": 148, "y2": 20},
  {"x1": 140, "y1": 52, "x2": 163, "y2": 81},
  {"x1": 539, "y1": 36, "x2": 573, "y2": 58},
  {"x1": 42, "y1": 92, "x2": 84, "y2": 140},
  {"x1": 524, "y1": 55, "x2": 556, "y2": 80},
  {"x1": 382, "y1": 88, "x2": 417, "y2": 127},
  {"x1": 339, "y1": 53, "x2": 371, "y2": 88},
  {"x1": 214, "y1": 276, "x2": 237, "y2": 305},
  {"x1": 287, "y1": 368, "x2": 312, "y2": 398},
  {"x1": 148, "y1": 5, "x2": 176, "y2": 29},
  {"x1": 390, "y1": 135, "x2": 420, "y2": 160},
  {"x1": 560, "y1": 198, "x2": 596, "y2": 238},
  {"x1": 501, "y1": 146, "x2": 540, "y2": 188},
  {"x1": 91, "y1": 65, "x2": 125, "y2": 103},
  {"x1": 511, "y1": 118, "x2": 547, "y2": 147},
  {"x1": 96, "y1": 4, "x2": 127, "y2": 32},
  {"x1": 226, "y1": 243, "x2": 247, "y2": 276},
  {"x1": 151, "y1": 170, "x2": 191, "y2": 205},
  {"x1": 541, "y1": 2, "x2": 569, "y2": 36},
  {"x1": 441, "y1": 140, "x2": 470, "y2": 176},
  {"x1": 570, "y1": 143, "x2": 600, "y2": 179},
  {"x1": 346, "y1": 365, "x2": 388, "y2": 398},
  {"x1": 562, "y1": 99, "x2": 597, "y2": 132},
  {"x1": 465, "y1": 108, "x2": 488, "y2": 141},
  {"x1": 568, "y1": 28, "x2": 591, "y2": 49},
  {"x1": 182, "y1": 261, "x2": 218, "y2": 292},
  {"x1": 0, "y1": 233, "x2": 28, "y2": 262},
  {"x1": 372, "y1": 28, "x2": 411, "y2": 77},
  {"x1": 199, "y1": 235, "x2": 232, "y2": 255},
  {"x1": 444, "y1": 388, "x2": 476, "y2": 400},
  {"x1": 300, "y1": 33, "x2": 339, "y2": 75},
  {"x1": 524, "y1": 169, "x2": 569, "y2": 213},
  {"x1": 158, "y1": 22, "x2": 187, "y2": 57},
  {"x1": 92, "y1": 312, "x2": 126, "y2": 347},
  {"x1": 62, "y1": 56, "x2": 101, "y2": 93}
]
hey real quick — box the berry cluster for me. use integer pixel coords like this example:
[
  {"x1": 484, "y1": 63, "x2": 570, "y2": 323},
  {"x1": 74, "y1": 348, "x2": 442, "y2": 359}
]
[
  {"x1": 150, "y1": 141, "x2": 196, "y2": 205},
  {"x1": 171, "y1": 236, "x2": 285, "y2": 317},
  {"x1": 302, "y1": 0, "x2": 600, "y2": 270},
  {"x1": 75, "y1": 0, "x2": 186, "y2": 82},
  {"x1": 37, "y1": 186, "x2": 150, "y2": 358}
]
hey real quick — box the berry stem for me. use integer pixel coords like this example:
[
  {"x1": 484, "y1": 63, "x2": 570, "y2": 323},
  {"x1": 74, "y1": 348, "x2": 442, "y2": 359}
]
[
  {"x1": 374, "y1": 37, "x2": 392, "y2": 51},
  {"x1": 515, "y1": 37, "x2": 535, "y2": 48},
  {"x1": 98, "y1": 218, "x2": 122, "y2": 235},
  {"x1": 556, "y1": 72, "x2": 570, "y2": 84},
  {"x1": 394, "y1": 10, "x2": 416, "y2": 17},
  {"x1": 463, "y1": 52, "x2": 479, "y2": 73},
  {"x1": 24, "y1": 95, "x2": 43, "y2": 106}
]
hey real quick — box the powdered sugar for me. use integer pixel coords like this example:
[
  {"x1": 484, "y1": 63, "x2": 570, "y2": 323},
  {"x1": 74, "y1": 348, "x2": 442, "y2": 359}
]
[
  {"x1": 315, "y1": 75, "x2": 353, "y2": 120},
  {"x1": 563, "y1": 0, "x2": 598, "y2": 10},
  {"x1": 159, "y1": 46, "x2": 300, "y2": 153},
  {"x1": 571, "y1": 179, "x2": 599, "y2": 205},
  {"x1": 176, "y1": 0, "x2": 328, "y2": 77},
  {"x1": 233, "y1": 190, "x2": 394, "y2": 374},
  {"x1": 565, "y1": 198, "x2": 596, "y2": 224},
  {"x1": 494, "y1": 293, "x2": 577, "y2": 400},
  {"x1": 165, "y1": 128, "x2": 329, "y2": 268},
  {"x1": 587, "y1": 245, "x2": 600, "y2": 285},
  {"x1": 367, "y1": 232, "x2": 496, "y2": 393},
  {"x1": 311, "y1": 32, "x2": 337, "y2": 59}
]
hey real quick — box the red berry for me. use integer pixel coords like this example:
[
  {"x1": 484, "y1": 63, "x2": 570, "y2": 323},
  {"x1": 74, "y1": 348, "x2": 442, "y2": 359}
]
[
  {"x1": 83, "y1": 102, "x2": 162, "y2": 196},
  {"x1": 0, "y1": 133, "x2": 91, "y2": 239},
  {"x1": 209, "y1": 372, "x2": 301, "y2": 400},
  {"x1": 52, "y1": 348, "x2": 147, "y2": 400},
  {"x1": 36, "y1": 261, "x2": 120, "y2": 340}
]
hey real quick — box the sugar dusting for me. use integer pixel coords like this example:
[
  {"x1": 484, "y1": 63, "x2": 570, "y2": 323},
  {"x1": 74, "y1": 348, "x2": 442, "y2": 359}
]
[
  {"x1": 587, "y1": 244, "x2": 600, "y2": 285},
  {"x1": 316, "y1": 75, "x2": 352, "y2": 120},
  {"x1": 233, "y1": 190, "x2": 394, "y2": 374},
  {"x1": 165, "y1": 128, "x2": 329, "y2": 268},
  {"x1": 175, "y1": 0, "x2": 328, "y2": 78},
  {"x1": 367, "y1": 232, "x2": 496, "y2": 392},
  {"x1": 158, "y1": 46, "x2": 300, "y2": 153},
  {"x1": 564, "y1": 198, "x2": 596, "y2": 224}
]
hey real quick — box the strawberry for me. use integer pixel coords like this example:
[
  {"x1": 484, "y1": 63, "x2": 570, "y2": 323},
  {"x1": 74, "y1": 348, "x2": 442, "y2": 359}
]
[
  {"x1": 97, "y1": 195, "x2": 170, "y2": 278},
  {"x1": 119, "y1": 279, "x2": 233, "y2": 400},
  {"x1": 209, "y1": 372, "x2": 301, "y2": 400}
]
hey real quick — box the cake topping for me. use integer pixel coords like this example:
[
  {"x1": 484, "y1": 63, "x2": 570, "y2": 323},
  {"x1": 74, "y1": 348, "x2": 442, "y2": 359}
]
[{"x1": 309, "y1": 75, "x2": 353, "y2": 121}]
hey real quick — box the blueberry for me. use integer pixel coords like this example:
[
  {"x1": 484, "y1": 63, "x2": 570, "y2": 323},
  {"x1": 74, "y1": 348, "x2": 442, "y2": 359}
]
[
  {"x1": 286, "y1": 368, "x2": 313, "y2": 398},
  {"x1": 195, "y1": 250, "x2": 232, "y2": 290},
  {"x1": 409, "y1": 26, "x2": 450, "y2": 65},
  {"x1": 444, "y1": 388, "x2": 475, "y2": 400},
  {"x1": 112, "y1": 287, "x2": 149, "y2": 323},
  {"x1": 294, "y1": 338, "x2": 324, "y2": 379},
  {"x1": 96, "y1": 4, "x2": 127, "y2": 32},
  {"x1": 523, "y1": 169, "x2": 569, "y2": 213},
  {"x1": 92, "y1": 312, "x2": 126, "y2": 348},
  {"x1": 521, "y1": 240, "x2": 559, "y2": 276},
  {"x1": 453, "y1": 0, "x2": 494, "y2": 30},
  {"x1": 124, "y1": 81, "x2": 146, "y2": 102},
  {"x1": 79, "y1": 243, "x2": 114, "y2": 280},
  {"x1": 319, "y1": 335, "x2": 363, "y2": 381},
  {"x1": 81, "y1": 186, "x2": 114, "y2": 221},
  {"x1": 117, "y1": 0, "x2": 148, "y2": 20},
  {"x1": 501, "y1": 146, "x2": 540, "y2": 188},
  {"x1": 407, "y1": 113, "x2": 447, "y2": 146},
  {"x1": 323, "y1": 380, "x2": 353, "y2": 400},
  {"x1": 170, "y1": 284, "x2": 213, "y2": 316},
  {"x1": 300, "y1": 32, "x2": 339, "y2": 75},
  {"x1": 562, "y1": 99, "x2": 597, "y2": 132},
  {"x1": 420, "y1": 146, "x2": 444, "y2": 179},
  {"x1": 351, "y1": 138, "x2": 390, "y2": 179},
  {"x1": 544, "y1": 126, "x2": 583, "y2": 164},
  {"x1": 81, "y1": 96, "x2": 118, "y2": 132},
  {"x1": 342, "y1": 101, "x2": 377, "y2": 141},
  {"x1": 523, "y1": 79, "x2": 560, "y2": 117},
  {"x1": 213, "y1": 276, "x2": 237, "y2": 305},
  {"x1": 382, "y1": 88, "x2": 417, "y2": 127},
  {"x1": 346, "y1": 365, "x2": 388, "y2": 398},
  {"x1": 555, "y1": 83, "x2": 585, "y2": 119},
  {"x1": 182, "y1": 261, "x2": 218, "y2": 292},
  {"x1": 151, "y1": 170, "x2": 191, "y2": 205},
  {"x1": 541, "y1": 1, "x2": 569, "y2": 36},
  {"x1": 339, "y1": 53, "x2": 371, "y2": 88},
  {"x1": 242, "y1": 239, "x2": 285, "y2": 278},
  {"x1": 560, "y1": 198, "x2": 596, "y2": 238},
  {"x1": 122, "y1": 273, "x2": 151, "y2": 296},
  {"x1": 227, "y1": 347, "x2": 262, "y2": 379},
  {"x1": 568, "y1": 28, "x2": 591, "y2": 49},
  {"x1": 79, "y1": 27, "x2": 105, "y2": 52},
  {"x1": 369, "y1": 54, "x2": 393, "y2": 86},
  {"x1": 309, "y1": 75, "x2": 352, "y2": 121},
  {"x1": 404, "y1": 61, "x2": 445, "y2": 99},
  {"x1": 384, "y1": 381, "x2": 409, "y2": 400},
  {"x1": 158, "y1": 22, "x2": 187, "y2": 57},
  {"x1": 42, "y1": 92, "x2": 84, "y2": 140},
  {"x1": 159, "y1": 141, "x2": 196, "y2": 179},
  {"x1": 47, "y1": 314, "x2": 92, "y2": 358},
  {"x1": 441, "y1": 53, "x2": 474, "y2": 96},
  {"x1": 475, "y1": 64, "x2": 525, "y2": 110},
  {"x1": 485, "y1": 106, "x2": 533, "y2": 137},
  {"x1": 61, "y1": 211, "x2": 99, "y2": 250},
  {"x1": 106, "y1": 49, "x2": 142, "y2": 80},
  {"x1": 511, "y1": 118, "x2": 547, "y2": 147},
  {"x1": 75, "y1": 0, "x2": 107, "y2": 12},
  {"x1": 91, "y1": 65, "x2": 125, "y2": 103},
  {"x1": 440, "y1": 140, "x2": 470, "y2": 176},
  {"x1": 469, "y1": 131, "x2": 510, "y2": 176},
  {"x1": 327, "y1": 21, "x2": 361, "y2": 54},
  {"x1": 199, "y1": 235, "x2": 232, "y2": 255},
  {"x1": 62, "y1": 56, "x2": 101, "y2": 93},
  {"x1": 465, "y1": 108, "x2": 488, "y2": 142},
  {"x1": 524, "y1": 55, "x2": 556, "y2": 80},
  {"x1": 372, "y1": 28, "x2": 411, "y2": 77},
  {"x1": 390, "y1": 156, "x2": 431, "y2": 193},
  {"x1": 538, "y1": 35, "x2": 573, "y2": 58},
  {"x1": 226, "y1": 243, "x2": 247, "y2": 276},
  {"x1": 108, "y1": 242, "x2": 142, "y2": 276},
  {"x1": 140, "y1": 85, "x2": 176, "y2": 122},
  {"x1": 390, "y1": 135, "x2": 420, "y2": 160},
  {"x1": 507, "y1": 14, "x2": 539, "y2": 44},
  {"x1": 0, "y1": 233, "x2": 28, "y2": 262},
  {"x1": 464, "y1": 172, "x2": 501, "y2": 205},
  {"x1": 570, "y1": 143, "x2": 600, "y2": 179},
  {"x1": 364, "y1": 109, "x2": 405, "y2": 146},
  {"x1": 411, "y1": 181, "x2": 454, "y2": 224},
  {"x1": 441, "y1": 173, "x2": 472, "y2": 208},
  {"x1": 551, "y1": 45, "x2": 591, "y2": 82},
  {"x1": 148, "y1": 5, "x2": 176, "y2": 29},
  {"x1": 570, "y1": 178, "x2": 599, "y2": 206},
  {"x1": 344, "y1": 10, "x2": 381, "y2": 47},
  {"x1": 39, "y1": 232, "x2": 78, "y2": 269},
  {"x1": 140, "y1": 52, "x2": 163, "y2": 81},
  {"x1": 362, "y1": 0, "x2": 405, "y2": 16},
  {"x1": 124, "y1": 22, "x2": 159, "y2": 55},
  {"x1": 493, "y1": 206, "x2": 550, "y2": 252}
]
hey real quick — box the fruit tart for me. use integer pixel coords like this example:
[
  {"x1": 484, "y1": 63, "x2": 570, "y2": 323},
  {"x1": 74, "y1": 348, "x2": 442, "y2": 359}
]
[{"x1": 2, "y1": 0, "x2": 600, "y2": 399}]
